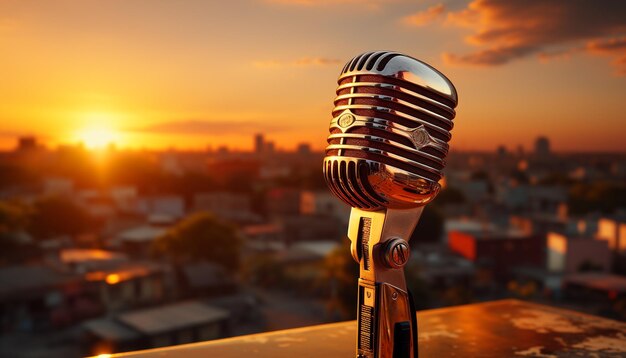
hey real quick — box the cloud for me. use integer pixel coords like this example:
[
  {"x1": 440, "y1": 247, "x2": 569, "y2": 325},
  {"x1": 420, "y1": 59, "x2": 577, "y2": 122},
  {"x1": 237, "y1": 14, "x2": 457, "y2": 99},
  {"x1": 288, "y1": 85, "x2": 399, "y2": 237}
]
[
  {"x1": 586, "y1": 37, "x2": 626, "y2": 75},
  {"x1": 134, "y1": 120, "x2": 289, "y2": 135},
  {"x1": 253, "y1": 57, "x2": 341, "y2": 69},
  {"x1": 441, "y1": 0, "x2": 626, "y2": 75},
  {"x1": 403, "y1": 4, "x2": 446, "y2": 27}
]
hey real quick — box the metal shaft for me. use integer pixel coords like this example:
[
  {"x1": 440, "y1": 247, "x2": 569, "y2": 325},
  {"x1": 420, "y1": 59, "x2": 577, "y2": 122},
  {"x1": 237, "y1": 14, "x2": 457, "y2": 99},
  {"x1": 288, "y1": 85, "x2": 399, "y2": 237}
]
[{"x1": 347, "y1": 207, "x2": 423, "y2": 358}]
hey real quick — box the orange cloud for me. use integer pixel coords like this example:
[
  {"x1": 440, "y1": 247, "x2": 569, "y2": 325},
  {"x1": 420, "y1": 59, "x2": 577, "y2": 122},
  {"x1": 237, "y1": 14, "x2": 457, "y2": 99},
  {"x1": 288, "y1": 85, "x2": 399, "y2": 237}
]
[
  {"x1": 586, "y1": 37, "x2": 626, "y2": 76},
  {"x1": 442, "y1": 0, "x2": 626, "y2": 76},
  {"x1": 403, "y1": 4, "x2": 446, "y2": 27}
]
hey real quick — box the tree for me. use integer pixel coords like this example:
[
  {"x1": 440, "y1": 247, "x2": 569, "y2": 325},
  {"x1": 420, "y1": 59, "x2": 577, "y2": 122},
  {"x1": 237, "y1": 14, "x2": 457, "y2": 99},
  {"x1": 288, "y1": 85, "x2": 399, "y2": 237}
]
[
  {"x1": 152, "y1": 212, "x2": 241, "y2": 270},
  {"x1": 29, "y1": 195, "x2": 94, "y2": 240}
]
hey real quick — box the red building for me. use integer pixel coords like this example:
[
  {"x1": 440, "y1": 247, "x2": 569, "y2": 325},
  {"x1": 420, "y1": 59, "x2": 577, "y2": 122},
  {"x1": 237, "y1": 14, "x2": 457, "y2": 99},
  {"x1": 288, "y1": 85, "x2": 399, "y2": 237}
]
[{"x1": 448, "y1": 230, "x2": 545, "y2": 282}]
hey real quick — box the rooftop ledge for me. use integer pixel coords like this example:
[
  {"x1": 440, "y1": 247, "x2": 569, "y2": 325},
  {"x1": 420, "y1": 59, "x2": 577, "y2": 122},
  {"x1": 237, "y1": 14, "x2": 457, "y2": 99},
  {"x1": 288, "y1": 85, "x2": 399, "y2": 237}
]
[{"x1": 100, "y1": 299, "x2": 626, "y2": 357}]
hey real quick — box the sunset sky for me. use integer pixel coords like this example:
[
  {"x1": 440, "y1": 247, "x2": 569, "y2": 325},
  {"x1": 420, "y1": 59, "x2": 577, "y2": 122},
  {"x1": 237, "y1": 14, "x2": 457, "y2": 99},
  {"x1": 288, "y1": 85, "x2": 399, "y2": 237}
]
[{"x1": 1, "y1": 0, "x2": 625, "y2": 152}]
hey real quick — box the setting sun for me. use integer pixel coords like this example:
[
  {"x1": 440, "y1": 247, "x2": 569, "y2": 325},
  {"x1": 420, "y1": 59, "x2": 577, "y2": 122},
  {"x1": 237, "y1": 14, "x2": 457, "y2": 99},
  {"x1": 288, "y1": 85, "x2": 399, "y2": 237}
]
[
  {"x1": 75, "y1": 126, "x2": 118, "y2": 149},
  {"x1": 73, "y1": 113, "x2": 122, "y2": 149}
]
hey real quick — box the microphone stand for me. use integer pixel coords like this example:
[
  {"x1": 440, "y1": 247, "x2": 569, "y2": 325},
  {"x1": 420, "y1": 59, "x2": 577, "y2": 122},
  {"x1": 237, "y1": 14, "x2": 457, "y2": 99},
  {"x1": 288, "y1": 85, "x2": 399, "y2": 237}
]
[{"x1": 347, "y1": 207, "x2": 423, "y2": 358}]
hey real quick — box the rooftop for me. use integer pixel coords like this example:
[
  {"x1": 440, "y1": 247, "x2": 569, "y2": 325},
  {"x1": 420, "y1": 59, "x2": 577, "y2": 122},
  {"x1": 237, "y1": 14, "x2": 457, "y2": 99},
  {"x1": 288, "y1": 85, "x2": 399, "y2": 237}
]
[
  {"x1": 118, "y1": 301, "x2": 229, "y2": 335},
  {"x1": 85, "y1": 301, "x2": 230, "y2": 341},
  {"x1": 565, "y1": 273, "x2": 626, "y2": 293},
  {"x1": 102, "y1": 299, "x2": 626, "y2": 357}
]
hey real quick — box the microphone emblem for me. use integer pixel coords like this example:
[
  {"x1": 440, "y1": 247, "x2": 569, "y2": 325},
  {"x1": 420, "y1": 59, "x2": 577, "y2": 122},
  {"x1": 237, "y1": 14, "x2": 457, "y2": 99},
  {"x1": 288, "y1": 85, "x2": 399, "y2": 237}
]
[{"x1": 338, "y1": 113, "x2": 356, "y2": 128}]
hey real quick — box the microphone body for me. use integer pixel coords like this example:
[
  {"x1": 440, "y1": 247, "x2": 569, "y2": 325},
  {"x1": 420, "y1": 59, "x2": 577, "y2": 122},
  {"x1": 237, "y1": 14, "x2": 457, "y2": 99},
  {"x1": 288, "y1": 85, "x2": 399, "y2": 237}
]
[{"x1": 323, "y1": 51, "x2": 458, "y2": 358}]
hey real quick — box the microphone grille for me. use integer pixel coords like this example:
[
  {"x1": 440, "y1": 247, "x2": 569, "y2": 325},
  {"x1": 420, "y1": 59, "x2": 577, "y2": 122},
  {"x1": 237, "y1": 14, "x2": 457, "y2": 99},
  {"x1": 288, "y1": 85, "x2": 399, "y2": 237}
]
[{"x1": 324, "y1": 51, "x2": 458, "y2": 210}]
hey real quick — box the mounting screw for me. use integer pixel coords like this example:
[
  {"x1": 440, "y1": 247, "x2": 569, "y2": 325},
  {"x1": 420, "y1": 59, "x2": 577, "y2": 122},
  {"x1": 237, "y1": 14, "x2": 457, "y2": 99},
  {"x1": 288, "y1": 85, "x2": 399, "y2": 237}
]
[{"x1": 383, "y1": 238, "x2": 410, "y2": 269}]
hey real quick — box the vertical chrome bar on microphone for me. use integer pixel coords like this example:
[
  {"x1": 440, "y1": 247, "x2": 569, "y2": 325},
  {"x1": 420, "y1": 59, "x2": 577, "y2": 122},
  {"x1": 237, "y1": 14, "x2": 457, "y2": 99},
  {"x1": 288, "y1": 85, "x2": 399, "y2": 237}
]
[{"x1": 323, "y1": 51, "x2": 458, "y2": 358}]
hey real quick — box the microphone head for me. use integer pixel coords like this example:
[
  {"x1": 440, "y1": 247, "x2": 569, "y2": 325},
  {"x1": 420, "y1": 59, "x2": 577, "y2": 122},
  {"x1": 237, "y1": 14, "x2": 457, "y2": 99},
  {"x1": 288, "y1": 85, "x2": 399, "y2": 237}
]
[{"x1": 323, "y1": 51, "x2": 458, "y2": 210}]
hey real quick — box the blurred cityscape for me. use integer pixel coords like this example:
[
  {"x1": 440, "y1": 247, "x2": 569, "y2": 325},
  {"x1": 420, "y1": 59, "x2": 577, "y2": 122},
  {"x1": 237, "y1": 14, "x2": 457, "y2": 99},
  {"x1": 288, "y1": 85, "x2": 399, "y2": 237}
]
[{"x1": 0, "y1": 133, "x2": 625, "y2": 357}]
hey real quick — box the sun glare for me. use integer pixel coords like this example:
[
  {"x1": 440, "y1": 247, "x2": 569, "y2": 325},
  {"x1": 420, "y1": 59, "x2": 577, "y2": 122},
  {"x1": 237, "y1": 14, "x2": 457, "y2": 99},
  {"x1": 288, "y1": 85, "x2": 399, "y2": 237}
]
[{"x1": 73, "y1": 113, "x2": 122, "y2": 149}]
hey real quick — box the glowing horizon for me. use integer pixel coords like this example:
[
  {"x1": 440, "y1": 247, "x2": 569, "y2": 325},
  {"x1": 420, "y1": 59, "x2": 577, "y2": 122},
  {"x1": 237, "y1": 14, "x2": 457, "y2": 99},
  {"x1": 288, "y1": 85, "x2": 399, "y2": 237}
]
[{"x1": 1, "y1": 1, "x2": 625, "y2": 153}]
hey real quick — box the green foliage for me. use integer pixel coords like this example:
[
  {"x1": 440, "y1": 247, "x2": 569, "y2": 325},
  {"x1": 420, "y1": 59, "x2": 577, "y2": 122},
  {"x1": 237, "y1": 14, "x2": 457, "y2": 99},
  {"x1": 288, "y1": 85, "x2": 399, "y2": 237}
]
[
  {"x1": 152, "y1": 212, "x2": 241, "y2": 270},
  {"x1": 29, "y1": 196, "x2": 94, "y2": 239}
]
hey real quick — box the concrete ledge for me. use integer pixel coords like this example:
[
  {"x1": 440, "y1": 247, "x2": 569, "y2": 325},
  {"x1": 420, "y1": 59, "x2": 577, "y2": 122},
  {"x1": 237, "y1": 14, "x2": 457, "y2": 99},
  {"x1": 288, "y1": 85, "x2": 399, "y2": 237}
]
[{"x1": 105, "y1": 299, "x2": 626, "y2": 357}]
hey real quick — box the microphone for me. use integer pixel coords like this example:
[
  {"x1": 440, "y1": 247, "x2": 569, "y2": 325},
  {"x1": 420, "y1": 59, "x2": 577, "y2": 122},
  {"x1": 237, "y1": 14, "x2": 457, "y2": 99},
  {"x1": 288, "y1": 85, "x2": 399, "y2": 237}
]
[{"x1": 323, "y1": 51, "x2": 458, "y2": 358}]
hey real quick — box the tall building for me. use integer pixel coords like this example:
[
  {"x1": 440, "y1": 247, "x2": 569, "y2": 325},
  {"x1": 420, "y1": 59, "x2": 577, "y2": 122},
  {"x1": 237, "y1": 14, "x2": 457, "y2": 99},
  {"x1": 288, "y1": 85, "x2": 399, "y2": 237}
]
[
  {"x1": 17, "y1": 136, "x2": 38, "y2": 151},
  {"x1": 534, "y1": 136, "x2": 551, "y2": 157},
  {"x1": 254, "y1": 133, "x2": 264, "y2": 154}
]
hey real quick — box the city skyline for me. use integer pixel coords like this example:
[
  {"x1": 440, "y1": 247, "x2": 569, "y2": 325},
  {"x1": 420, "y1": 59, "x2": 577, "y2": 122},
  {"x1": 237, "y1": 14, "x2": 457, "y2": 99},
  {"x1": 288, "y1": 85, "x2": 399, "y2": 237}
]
[{"x1": 1, "y1": 0, "x2": 625, "y2": 152}]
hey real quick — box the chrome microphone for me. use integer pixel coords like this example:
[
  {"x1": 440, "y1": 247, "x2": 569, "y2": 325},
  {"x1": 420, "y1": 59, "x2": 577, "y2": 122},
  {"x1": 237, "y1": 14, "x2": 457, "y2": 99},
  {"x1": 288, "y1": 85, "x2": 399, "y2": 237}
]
[{"x1": 323, "y1": 51, "x2": 458, "y2": 358}]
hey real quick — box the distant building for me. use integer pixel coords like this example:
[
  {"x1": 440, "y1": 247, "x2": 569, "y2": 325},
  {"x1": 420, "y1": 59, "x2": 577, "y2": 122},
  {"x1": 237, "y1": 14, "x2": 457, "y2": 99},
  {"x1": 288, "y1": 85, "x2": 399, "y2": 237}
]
[
  {"x1": 266, "y1": 188, "x2": 302, "y2": 217},
  {"x1": 193, "y1": 192, "x2": 258, "y2": 223},
  {"x1": 275, "y1": 241, "x2": 339, "y2": 282},
  {"x1": 17, "y1": 136, "x2": 38, "y2": 151},
  {"x1": 300, "y1": 190, "x2": 350, "y2": 225},
  {"x1": 281, "y1": 215, "x2": 343, "y2": 244},
  {"x1": 496, "y1": 145, "x2": 508, "y2": 157},
  {"x1": 83, "y1": 301, "x2": 229, "y2": 355},
  {"x1": 534, "y1": 136, "x2": 551, "y2": 157},
  {"x1": 207, "y1": 159, "x2": 260, "y2": 184},
  {"x1": 58, "y1": 248, "x2": 127, "y2": 273},
  {"x1": 43, "y1": 177, "x2": 74, "y2": 197},
  {"x1": 160, "y1": 152, "x2": 183, "y2": 175},
  {"x1": 596, "y1": 216, "x2": 626, "y2": 253},
  {"x1": 546, "y1": 232, "x2": 611, "y2": 273},
  {"x1": 297, "y1": 143, "x2": 311, "y2": 155},
  {"x1": 83, "y1": 261, "x2": 167, "y2": 313},
  {"x1": 528, "y1": 186, "x2": 567, "y2": 215},
  {"x1": 114, "y1": 225, "x2": 168, "y2": 257},
  {"x1": 509, "y1": 214, "x2": 566, "y2": 236},
  {"x1": 410, "y1": 244, "x2": 475, "y2": 303},
  {"x1": 448, "y1": 229, "x2": 544, "y2": 282},
  {"x1": 109, "y1": 186, "x2": 139, "y2": 213},
  {"x1": 241, "y1": 223, "x2": 285, "y2": 252},
  {"x1": 254, "y1": 133, "x2": 264, "y2": 154},
  {"x1": 77, "y1": 189, "x2": 116, "y2": 219},
  {"x1": 177, "y1": 261, "x2": 237, "y2": 298},
  {"x1": 137, "y1": 196, "x2": 185, "y2": 220},
  {"x1": 54, "y1": 249, "x2": 168, "y2": 312},
  {"x1": 0, "y1": 265, "x2": 83, "y2": 331},
  {"x1": 563, "y1": 273, "x2": 626, "y2": 319}
]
